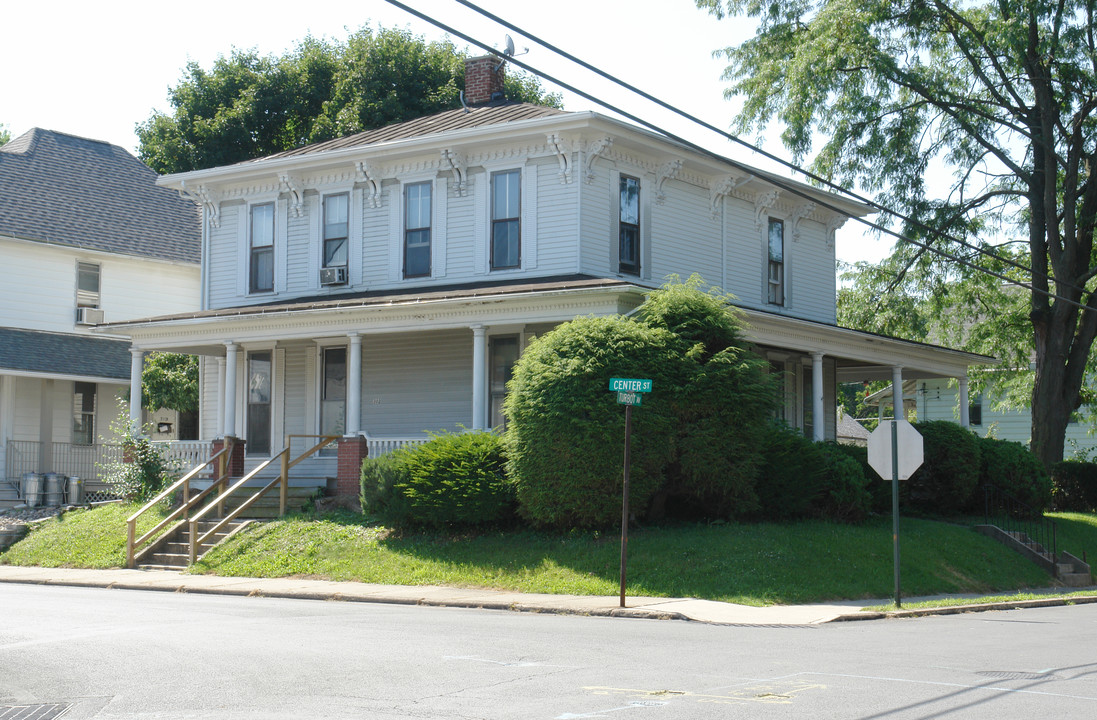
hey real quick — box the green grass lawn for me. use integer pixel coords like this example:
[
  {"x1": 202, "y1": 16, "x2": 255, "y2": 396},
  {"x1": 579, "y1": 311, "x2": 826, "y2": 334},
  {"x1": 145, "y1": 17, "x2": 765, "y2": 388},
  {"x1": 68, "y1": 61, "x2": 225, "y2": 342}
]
[
  {"x1": 1, "y1": 502, "x2": 168, "y2": 569},
  {"x1": 2, "y1": 505, "x2": 1071, "y2": 606}
]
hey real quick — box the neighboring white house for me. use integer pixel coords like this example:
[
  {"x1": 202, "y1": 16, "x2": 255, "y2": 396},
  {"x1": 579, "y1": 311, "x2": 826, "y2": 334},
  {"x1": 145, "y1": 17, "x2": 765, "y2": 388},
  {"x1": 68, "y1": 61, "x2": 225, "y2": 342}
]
[
  {"x1": 0, "y1": 129, "x2": 201, "y2": 494},
  {"x1": 102, "y1": 56, "x2": 992, "y2": 498},
  {"x1": 863, "y1": 378, "x2": 1097, "y2": 458}
]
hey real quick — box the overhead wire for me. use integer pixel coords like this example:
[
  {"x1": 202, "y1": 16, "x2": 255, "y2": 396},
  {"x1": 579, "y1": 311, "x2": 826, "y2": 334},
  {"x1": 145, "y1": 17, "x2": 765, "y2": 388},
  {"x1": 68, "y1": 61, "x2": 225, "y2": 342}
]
[{"x1": 382, "y1": 0, "x2": 1092, "y2": 312}]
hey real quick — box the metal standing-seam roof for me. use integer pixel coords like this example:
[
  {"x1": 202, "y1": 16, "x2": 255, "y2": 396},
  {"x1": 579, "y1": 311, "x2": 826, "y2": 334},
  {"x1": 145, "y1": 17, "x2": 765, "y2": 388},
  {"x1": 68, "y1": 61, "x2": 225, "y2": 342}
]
[{"x1": 0, "y1": 129, "x2": 200, "y2": 264}]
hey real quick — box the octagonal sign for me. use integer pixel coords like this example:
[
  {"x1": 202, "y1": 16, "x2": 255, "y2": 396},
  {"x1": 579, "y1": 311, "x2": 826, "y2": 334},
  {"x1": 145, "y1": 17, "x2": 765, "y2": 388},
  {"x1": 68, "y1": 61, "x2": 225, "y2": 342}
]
[{"x1": 868, "y1": 419, "x2": 924, "y2": 481}]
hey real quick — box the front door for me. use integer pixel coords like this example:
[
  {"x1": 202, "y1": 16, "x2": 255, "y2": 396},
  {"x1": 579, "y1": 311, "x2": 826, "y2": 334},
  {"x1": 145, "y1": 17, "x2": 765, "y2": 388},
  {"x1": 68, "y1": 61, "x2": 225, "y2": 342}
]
[{"x1": 247, "y1": 351, "x2": 272, "y2": 455}]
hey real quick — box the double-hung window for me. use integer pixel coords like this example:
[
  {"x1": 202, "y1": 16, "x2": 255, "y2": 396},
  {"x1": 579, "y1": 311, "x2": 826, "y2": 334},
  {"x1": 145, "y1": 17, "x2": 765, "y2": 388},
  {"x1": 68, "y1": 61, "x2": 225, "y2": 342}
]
[
  {"x1": 619, "y1": 175, "x2": 640, "y2": 275},
  {"x1": 491, "y1": 170, "x2": 521, "y2": 270},
  {"x1": 73, "y1": 382, "x2": 96, "y2": 446},
  {"x1": 322, "y1": 193, "x2": 349, "y2": 269},
  {"x1": 768, "y1": 218, "x2": 785, "y2": 306},
  {"x1": 250, "y1": 203, "x2": 275, "y2": 293},
  {"x1": 76, "y1": 262, "x2": 100, "y2": 308},
  {"x1": 404, "y1": 182, "x2": 431, "y2": 278}
]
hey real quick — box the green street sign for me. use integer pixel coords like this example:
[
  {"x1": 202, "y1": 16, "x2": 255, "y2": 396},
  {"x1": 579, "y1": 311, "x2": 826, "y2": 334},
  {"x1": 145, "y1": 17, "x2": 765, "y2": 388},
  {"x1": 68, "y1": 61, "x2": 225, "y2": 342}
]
[
  {"x1": 617, "y1": 392, "x2": 642, "y2": 406},
  {"x1": 609, "y1": 378, "x2": 652, "y2": 393}
]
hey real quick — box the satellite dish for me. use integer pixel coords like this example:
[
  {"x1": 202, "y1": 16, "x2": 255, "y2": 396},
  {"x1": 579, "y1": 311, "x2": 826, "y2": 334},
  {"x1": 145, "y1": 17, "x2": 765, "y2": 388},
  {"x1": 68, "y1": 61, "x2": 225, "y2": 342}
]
[{"x1": 504, "y1": 34, "x2": 516, "y2": 58}]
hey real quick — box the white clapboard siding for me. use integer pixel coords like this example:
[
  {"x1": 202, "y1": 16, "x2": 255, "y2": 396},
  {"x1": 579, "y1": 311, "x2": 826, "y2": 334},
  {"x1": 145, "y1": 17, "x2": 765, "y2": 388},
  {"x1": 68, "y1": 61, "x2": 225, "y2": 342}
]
[
  {"x1": 207, "y1": 202, "x2": 242, "y2": 309},
  {"x1": 579, "y1": 163, "x2": 612, "y2": 275},
  {"x1": 650, "y1": 179, "x2": 722, "y2": 285}
]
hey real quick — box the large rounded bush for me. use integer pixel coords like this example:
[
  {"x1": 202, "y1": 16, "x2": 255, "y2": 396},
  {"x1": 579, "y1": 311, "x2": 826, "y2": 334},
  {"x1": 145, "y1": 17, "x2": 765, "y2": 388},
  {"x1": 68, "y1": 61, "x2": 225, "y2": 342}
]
[
  {"x1": 977, "y1": 436, "x2": 1051, "y2": 512},
  {"x1": 905, "y1": 421, "x2": 980, "y2": 515},
  {"x1": 503, "y1": 316, "x2": 682, "y2": 528}
]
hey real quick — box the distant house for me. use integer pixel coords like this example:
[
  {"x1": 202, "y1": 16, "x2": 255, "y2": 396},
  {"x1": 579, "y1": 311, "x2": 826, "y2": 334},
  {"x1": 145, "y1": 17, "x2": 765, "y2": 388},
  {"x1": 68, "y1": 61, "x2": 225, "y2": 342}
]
[
  {"x1": 0, "y1": 129, "x2": 200, "y2": 496},
  {"x1": 102, "y1": 56, "x2": 992, "y2": 498},
  {"x1": 863, "y1": 378, "x2": 1097, "y2": 458}
]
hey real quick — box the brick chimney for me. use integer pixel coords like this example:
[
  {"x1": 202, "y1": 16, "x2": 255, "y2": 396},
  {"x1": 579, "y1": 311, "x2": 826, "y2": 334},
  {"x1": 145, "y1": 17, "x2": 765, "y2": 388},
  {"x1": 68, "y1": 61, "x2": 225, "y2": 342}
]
[{"x1": 464, "y1": 55, "x2": 506, "y2": 105}]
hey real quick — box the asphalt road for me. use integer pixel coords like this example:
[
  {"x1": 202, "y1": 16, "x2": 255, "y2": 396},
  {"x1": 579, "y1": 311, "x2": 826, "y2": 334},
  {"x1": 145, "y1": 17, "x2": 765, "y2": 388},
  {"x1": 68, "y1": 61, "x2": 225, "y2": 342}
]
[{"x1": 1, "y1": 584, "x2": 1095, "y2": 719}]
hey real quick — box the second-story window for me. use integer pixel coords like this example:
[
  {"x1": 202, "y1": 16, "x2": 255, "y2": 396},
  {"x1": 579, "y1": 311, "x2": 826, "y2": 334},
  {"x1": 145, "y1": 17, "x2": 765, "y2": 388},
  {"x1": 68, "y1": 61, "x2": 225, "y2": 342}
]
[
  {"x1": 250, "y1": 203, "x2": 275, "y2": 293},
  {"x1": 619, "y1": 175, "x2": 640, "y2": 275},
  {"x1": 404, "y1": 182, "x2": 431, "y2": 278},
  {"x1": 76, "y1": 261, "x2": 100, "y2": 308},
  {"x1": 768, "y1": 217, "x2": 785, "y2": 306},
  {"x1": 491, "y1": 170, "x2": 521, "y2": 269},
  {"x1": 323, "y1": 193, "x2": 349, "y2": 269}
]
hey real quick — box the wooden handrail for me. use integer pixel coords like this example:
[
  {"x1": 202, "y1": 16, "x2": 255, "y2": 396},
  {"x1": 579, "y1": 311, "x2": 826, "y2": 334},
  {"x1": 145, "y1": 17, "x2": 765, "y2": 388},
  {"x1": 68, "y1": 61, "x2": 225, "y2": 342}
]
[
  {"x1": 186, "y1": 435, "x2": 338, "y2": 564},
  {"x1": 125, "y1": 443, "x2": 232, "y2": 569}
]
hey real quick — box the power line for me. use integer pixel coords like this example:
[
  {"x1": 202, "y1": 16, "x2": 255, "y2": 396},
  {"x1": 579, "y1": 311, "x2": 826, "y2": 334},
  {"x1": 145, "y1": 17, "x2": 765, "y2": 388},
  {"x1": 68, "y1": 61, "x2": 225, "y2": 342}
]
[{"x1": 382, "y1": 0, "x2": 1092, "y2": 312}]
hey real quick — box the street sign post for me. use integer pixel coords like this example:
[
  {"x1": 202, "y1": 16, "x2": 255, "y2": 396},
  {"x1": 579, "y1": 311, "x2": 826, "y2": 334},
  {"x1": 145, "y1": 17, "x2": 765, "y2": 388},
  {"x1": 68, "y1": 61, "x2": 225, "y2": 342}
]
[
  {"x1": 608, "y1": 377, "x2": 652, "y2": 607},
  {"x1": 867, "y1": 419, "x2": 924, "y2": 608}
]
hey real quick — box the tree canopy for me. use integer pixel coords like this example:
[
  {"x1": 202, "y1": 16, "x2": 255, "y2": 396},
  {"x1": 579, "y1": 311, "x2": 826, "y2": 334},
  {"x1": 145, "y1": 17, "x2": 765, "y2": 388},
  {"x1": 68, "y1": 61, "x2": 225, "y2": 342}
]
[
  {"x1": 699, "y1": 0, "x2": 1097, "y2": 466},
  {"x1": 141, "y1": 353, "x2": 198, "y2": 416},
  {"x1": 0, "y1": 123, "x2": 10, "y2": 146},
  {"x1": 137, "y1": 26, "x2": 562, "y2": 174}
]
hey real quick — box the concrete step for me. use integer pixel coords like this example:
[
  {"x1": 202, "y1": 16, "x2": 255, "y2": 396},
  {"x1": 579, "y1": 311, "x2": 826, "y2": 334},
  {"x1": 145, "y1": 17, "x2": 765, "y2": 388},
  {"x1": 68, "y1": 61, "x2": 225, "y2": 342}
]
[
  {"x1": 1060, "y1": 572, "x2": 1092, "y2": 587},
  {"x1": 145, "y1": 552, "x2": 190, "y2": 566}
]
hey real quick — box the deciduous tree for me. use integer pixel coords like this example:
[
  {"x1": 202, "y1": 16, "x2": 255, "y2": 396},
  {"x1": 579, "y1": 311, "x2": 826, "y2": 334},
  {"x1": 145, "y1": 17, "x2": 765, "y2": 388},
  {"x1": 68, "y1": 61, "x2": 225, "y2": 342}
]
[{"x1": 699, "y1": 0, "x2": 1097, "y2": 466}]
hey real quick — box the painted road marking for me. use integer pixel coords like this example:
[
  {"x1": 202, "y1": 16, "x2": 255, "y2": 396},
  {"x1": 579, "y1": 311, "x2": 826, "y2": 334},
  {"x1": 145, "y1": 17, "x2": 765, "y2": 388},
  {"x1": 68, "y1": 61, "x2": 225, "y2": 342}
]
[
  {"x1": 583, "y1": 682, "x2": 825, "y2": 706},
  {"x1": 556, "y1": 700, "x2": 668, "y2": 719}
]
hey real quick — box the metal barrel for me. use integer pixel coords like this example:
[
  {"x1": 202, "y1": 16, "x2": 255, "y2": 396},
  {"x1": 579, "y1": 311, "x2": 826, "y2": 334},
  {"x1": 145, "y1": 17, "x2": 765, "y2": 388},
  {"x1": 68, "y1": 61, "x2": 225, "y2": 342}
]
[
  {"x1": 67, "y1": 476, "x2": 84, "y2": 505},
  {"x1": 43, "y1": 473, "x2": 65, "y2": 507},
  {"x1": 21, "y1": 473, "x2": 42, "y2": 507}
]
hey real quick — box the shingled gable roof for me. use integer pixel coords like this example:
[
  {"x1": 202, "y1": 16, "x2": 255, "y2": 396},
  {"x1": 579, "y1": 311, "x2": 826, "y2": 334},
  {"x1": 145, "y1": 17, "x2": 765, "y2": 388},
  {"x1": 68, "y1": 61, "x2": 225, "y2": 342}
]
[
  {"x1": 0, "y1": 129, "x2": 200, "y2": 264},
  {"x1": 250, "y1": 102, "x2": 567, "y2": 162},
  {"x1": 0, "y1": 327, "x2": 130, "y2": 380}
]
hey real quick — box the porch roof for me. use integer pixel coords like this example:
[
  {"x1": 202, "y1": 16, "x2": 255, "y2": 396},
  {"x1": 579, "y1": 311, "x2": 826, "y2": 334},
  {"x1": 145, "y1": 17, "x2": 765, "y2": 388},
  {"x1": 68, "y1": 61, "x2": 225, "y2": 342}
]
[
  {"x1": 98, "y1": 275, "x2": 993, "y2": 380},
  {"x1": 0, "y1": 327, "x2": 131, "y2": 381}
]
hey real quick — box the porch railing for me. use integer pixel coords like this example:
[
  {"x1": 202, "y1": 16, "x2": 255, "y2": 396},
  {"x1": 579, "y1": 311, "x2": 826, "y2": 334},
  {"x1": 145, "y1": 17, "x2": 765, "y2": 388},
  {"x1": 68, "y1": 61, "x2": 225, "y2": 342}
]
[
  {"x1": 363, "y1": 434, "x2": 427, "y2": 457},
  {"x1": 4, "y1": 440, "x2": 122, "y2": 481},
  {"x1": 152, "y1": 440, "x2": 212, "y2": 474}
]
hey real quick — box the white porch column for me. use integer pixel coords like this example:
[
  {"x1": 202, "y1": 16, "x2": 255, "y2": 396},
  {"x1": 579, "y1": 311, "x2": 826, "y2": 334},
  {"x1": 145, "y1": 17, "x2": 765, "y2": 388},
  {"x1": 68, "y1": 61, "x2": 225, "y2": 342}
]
[
  {"x1": 892, "y1": 366, "x2": 904, "y2": 422},
  {"x1": 471, "y1": 325, "x2": 487, "y2": 430},
  {"x1": 223, "y1": 342, "x2": 238, "y2": 438},
  {"x1": 215, "y1": 356, "x2": 226, "y2": 437},
  {"x1": 0, "y1": 375, "x2": 14, "y2": 475},
  {"x1": 959, "y1": 374, "x2": 970, "y2": 428},
  {"x1": 129, "y1": 348, "x2": 144, "y2": 432},
  {"x1": 346, "y1": 333, "x2": 362, "y2": 436},
  {"x1": 811, "y1": 352, "x2": 825, "y2": 442}
]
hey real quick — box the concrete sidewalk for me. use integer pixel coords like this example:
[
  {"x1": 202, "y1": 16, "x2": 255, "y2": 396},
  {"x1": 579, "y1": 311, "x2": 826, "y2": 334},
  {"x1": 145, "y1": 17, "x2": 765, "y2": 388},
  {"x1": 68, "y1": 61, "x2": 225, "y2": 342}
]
[{"x1": 1, "y1": 565, "x2": 1094, "y2": 625}]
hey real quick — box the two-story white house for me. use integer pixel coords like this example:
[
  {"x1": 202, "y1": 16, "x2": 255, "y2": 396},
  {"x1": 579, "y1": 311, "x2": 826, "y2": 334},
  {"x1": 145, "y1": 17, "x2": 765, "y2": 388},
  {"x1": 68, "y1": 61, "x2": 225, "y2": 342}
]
[
  {"x1": 0, "y1": 129, "x2": 201, "y2": 497},
  {"x1": 103, "y1": 57, "x2": 991, "y2": 498}
]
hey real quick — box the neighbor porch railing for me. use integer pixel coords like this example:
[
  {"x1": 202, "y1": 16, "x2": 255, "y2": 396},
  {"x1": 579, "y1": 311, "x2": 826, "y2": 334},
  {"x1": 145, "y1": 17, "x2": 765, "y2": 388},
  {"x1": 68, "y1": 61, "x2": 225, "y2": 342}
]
[
  {"x1": 152, "y1": 440, "x2": 213, "y2": 474},
  {"x1": 4, "y1": 440, "x2": 122, "y2": 482}
]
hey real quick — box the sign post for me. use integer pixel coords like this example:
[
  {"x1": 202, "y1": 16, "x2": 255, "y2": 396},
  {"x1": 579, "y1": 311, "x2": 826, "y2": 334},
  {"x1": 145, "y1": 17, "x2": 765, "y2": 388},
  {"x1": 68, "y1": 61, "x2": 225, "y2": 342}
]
[
  {"x1": 608, "y1": 377, "x2": 652, "y2": 608},
  {"x1": 867, "y1": 419, "x2": 924, "y2": 609}
]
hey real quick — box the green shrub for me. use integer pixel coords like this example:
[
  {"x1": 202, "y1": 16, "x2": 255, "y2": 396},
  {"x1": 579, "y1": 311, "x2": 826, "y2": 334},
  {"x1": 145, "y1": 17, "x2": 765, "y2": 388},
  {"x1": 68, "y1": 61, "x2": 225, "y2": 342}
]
[
  {"x1": 829, "y1": 442, "x2": 890, "y2": 515},
  {"x1": 504, "y1": 277, "x2": 775, "y2": 529},
  {"x1": 977, "y1": 436, "x2": 1051, "y2": 512},
  {"x1": 504, "y1": 316, "x2": 682, "y2": 528},
  {"x1": 816, "y1": 442, "x2": 873, "y2": 523},
  {"x1": 755, "y1": 424, "x2": 825, "y2": 520},
  {"x1": 359, "y1": 448, "x2": 414, "y2": 522},
  {"x1": 394, "y1": 431, "x2": 514, "y2": 527},
  {"x1": 97, "y1": 406, "x2": 178, "y2": 502},
  {"x1": 1051, "y1": 460, "x2": 1097, "y2": 511},
  {"x1": 905, "y1": 421, "x2": 980, "y2": 515}
]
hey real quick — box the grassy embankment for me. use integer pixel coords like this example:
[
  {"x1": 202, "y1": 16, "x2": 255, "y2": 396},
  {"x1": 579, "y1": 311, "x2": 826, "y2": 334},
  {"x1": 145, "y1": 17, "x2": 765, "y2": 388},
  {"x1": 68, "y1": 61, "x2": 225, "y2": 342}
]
[{"x1": 7, "y1": 503, "x2": 1095, "y2": 606}]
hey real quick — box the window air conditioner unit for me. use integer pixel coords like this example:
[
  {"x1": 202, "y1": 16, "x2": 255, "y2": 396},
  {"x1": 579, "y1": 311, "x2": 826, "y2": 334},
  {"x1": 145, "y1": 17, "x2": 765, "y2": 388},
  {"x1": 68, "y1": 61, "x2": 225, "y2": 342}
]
[
  {"x1": 320, "y1": 266, "x2": 348, "y2": 286},
  {"x1": 76, "y1": 307, "x2": 105, "y2": 325}
]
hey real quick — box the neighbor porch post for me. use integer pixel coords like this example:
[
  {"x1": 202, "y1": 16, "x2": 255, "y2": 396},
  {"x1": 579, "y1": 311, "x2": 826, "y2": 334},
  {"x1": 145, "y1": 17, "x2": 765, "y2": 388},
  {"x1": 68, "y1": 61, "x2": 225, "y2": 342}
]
[
  {"x1": 811, "y1": 352, "x2": 825, "y2": 442},
  {"x1": 223, "y1": 342, "x2": 238, "y2": 438},
  {"x1": 346, "y1": 333, "x2": 362, "y2": 437},
  {"x1": 129, "y1": 348, "x2": 143, "y2": 432},
  {"x1": 959, "y1": 374, "x2": 970, "y2": 428},
  {"x1": 471, "y1": 325, "x2": 487, "y2": 430},
  {"x1": 891, "y1": 366, "x2": 904, "y2": 422}
]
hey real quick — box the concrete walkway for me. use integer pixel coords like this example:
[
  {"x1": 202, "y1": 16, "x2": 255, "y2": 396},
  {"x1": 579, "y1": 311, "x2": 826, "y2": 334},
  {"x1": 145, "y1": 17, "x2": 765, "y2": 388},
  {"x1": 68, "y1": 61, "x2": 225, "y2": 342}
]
[{"x1": 1, "y1": 565, "x2": 1094, "y2": 625}]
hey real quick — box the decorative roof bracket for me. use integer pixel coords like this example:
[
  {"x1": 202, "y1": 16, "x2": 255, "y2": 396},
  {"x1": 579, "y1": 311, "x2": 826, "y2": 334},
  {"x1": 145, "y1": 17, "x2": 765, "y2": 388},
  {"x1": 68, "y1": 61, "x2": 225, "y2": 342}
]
[
  {"x1": 790, "y1": 202, "x2": 817, "y2": 242},
  {"x1": 179, "y1": 181, "x2": 221, "y2": 229},
  {"x1": 826, "y1": 213, "x2": 848, "y2": 249},
  {"x1": 355, "y1": 161, "x2": 383, "y2": 208},
  {"x1": 753, "y1": 189, "x2": 780, "y2": 229},
  {"x1": 546, "y1": 133, "x2": 572, "y2": 184},
  {"x1": 279, "y1": 174, "x2": 305, "y2": 217},
  {"x1": 708, "y1": 174, "x2": 753, "y2": 218},
  {"x1": 584, "y1": 137, "x2": 613, "y2": 184},
  {"x1": 440, "y1": 149, "x2": 468, "y2": 196},
  {"x1": 655, "y1": 159, "x2": 683, "y2": 205}
]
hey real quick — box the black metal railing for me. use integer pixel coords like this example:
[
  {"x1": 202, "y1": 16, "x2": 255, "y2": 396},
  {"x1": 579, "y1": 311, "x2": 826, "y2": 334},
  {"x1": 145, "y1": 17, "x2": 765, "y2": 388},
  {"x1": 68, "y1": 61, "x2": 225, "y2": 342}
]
[{"x1": 984, "y1": 484, "x2": 1058, "y2": 561}]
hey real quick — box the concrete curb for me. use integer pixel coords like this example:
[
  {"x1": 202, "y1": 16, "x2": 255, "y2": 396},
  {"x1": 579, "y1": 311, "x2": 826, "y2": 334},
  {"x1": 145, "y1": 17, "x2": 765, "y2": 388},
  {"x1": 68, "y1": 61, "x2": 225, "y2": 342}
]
[{"x1": 831, "y1": 593, "x2": 1097, "y2": 622}]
